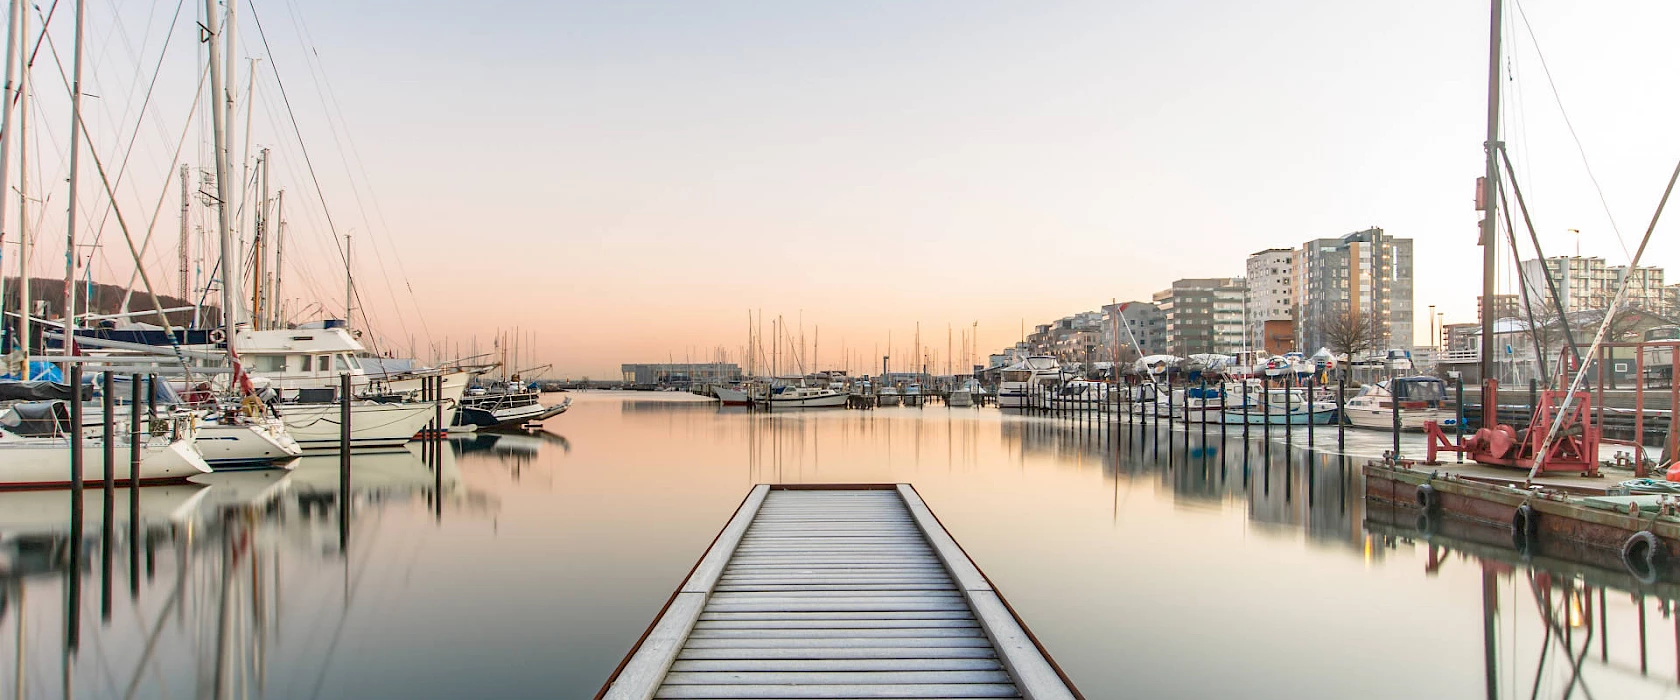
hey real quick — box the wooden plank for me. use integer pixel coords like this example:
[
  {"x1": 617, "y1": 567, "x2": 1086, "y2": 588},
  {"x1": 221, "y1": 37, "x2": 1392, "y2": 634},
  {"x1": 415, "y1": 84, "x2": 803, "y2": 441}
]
[
  {"x1": 669, "y1": 658, "x2": 1003, "y2": 672},
  {"x1": 677, "y1": 646, "x2": 999, "y2": 660},
  {"x1": 967, "y1": 591, "x2": 1077, "y2": 700},
  {"x1": 682, "y1": 485, "x2": 770, "y2": 594},
  {"x1": 661, "y1": 670, "x2": 1015, "y2": 685},
  {"x1": 601, "y1": 592, "x2": 708, "y2": 700},
  {"x1": 652, "y1": 683, "x2": 1022, "y2": 699}
]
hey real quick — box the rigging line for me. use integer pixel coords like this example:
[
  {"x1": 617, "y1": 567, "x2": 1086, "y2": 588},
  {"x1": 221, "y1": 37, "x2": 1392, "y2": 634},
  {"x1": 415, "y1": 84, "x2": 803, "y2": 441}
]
[
  {"x1": 1510, "y1": 0, "x2": 1629, "y2": 258},
  {"x1": 274, "y1": 0, "x2": 430, "y2": 350},
  {"x1": 37, "y1": 23, "x2": 202, "y2": 377},
  {"x1": 1500, "y1": 144, "x2": 1581, "y2": 366},
  {"x1": 1496, "y1": 175, "x2": 1548, "y2": 378},
  {"x1": 245, "y1": 1, "x2": 388, "y2": 356},
  {"x1": 1527, "y1": 155, "x2": 1680, "y2": 485}
]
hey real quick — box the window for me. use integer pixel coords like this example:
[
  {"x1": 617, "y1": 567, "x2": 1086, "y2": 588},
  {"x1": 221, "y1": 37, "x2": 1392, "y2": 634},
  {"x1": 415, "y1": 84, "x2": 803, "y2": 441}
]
[
  {"x1": 251, "y1": 355, "x2": 285, "y2": 373},
  {"x1": 301, "y1": 355, "x2": 313, "y2": 372},
  {"x1": 334, "y1": 354, "x2": 352, "y2": 371}
]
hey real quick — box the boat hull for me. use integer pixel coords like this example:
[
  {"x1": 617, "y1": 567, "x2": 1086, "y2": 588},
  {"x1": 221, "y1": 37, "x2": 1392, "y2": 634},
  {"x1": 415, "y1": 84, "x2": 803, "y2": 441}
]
[
  {"x1": 1218, "y1": 408, "x2": 1338, "y2": 425},
  {"x1": 712, "y1": 386, "x2": 751, "y2": 406},
  {"x1": 1345, "y1": 407, "x2": 1446, "y2": 431},
  {"x1": 947, "y1": 390, "x2": 973, "y2": 407},
  {"x1": 196, "y1": 419, "x2": 303, "y2": 468},
  {"x1": 765, "y1": 394, "x2": 848, "y2": 408},
  {"x1": 276, "y1": 401, "x2": 439, "y2": 450},
  {"x1": 0, "y1": 437, "x2": 212, "y2": 489}
]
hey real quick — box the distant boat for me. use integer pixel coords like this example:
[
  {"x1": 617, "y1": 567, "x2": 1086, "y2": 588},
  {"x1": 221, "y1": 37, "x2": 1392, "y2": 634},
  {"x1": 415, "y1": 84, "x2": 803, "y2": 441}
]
[
  {"x1": 998, "y1": 356, "x2": 1060, "y2": 408},
  {"x1": 877, "y1": 386, "x2": 901, "y2": 407},
  {"x1": 903, "y1": 383, "x2": 925, "y2": 407},
  {"x1": 1344, "y1": 377, "x2": 1450, "y2": 431},
  {"x1": 453, "y1": 380, "x2": 571, "y2": 430},
  {"x1": 1045, "y1": 380, "x2": 1111, "y2": 411},
  {"x1": 762, "y1": 386, "x2": 848, "y2": 408},
  {"x1": 948, "y1": 379, "x2": 980, "y2": 408},
  {"x1": 712, "y1": 385, "x2": 752, "y2": 406}
]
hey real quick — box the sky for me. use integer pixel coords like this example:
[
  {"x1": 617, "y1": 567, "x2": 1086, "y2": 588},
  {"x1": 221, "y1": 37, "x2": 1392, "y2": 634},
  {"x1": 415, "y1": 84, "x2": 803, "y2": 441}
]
[{"x1": 14, "y1": 0, "x2": 1680, "y2": 378}]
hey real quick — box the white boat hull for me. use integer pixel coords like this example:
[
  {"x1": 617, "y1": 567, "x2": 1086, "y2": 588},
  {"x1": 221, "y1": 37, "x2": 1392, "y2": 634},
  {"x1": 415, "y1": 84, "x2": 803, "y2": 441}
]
[
  {"x1": 947, "y1": 390, "x2": 973, "y2": 407},
  {"x1": 713, "y1": 386, "x2": 751, "y2": 406},
  {"x1": 1345, "y1": 407, "x2": 1442, "y2": 431},
  {"x1": 196, "y1": 419, "x2": 303, "y2": 468},
  {"x1": 766, "y1": 394, "x2": 848, "y2": 408},
  {"x1": 276, "y1": 401, "x2": 439, "y2": 450},
  {"x1": 877, "y1": 393, "x2": 901, "y2": 407},
  {"x1": 0, "y1": 436, "x2": 212, "y2": 489}
]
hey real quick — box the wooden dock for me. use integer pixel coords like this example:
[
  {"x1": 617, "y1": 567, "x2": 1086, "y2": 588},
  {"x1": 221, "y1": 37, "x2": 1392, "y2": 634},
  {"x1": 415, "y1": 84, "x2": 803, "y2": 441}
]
[{"x1": 598, "y1": 484, "x2": 1079, "y2": 699}]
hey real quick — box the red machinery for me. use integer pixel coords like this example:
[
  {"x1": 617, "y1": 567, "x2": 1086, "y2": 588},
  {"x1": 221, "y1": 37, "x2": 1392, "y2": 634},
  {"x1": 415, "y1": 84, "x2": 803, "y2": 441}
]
[{"x1": 1422, "y1": 378, "x2": 1601, "y2": 477}]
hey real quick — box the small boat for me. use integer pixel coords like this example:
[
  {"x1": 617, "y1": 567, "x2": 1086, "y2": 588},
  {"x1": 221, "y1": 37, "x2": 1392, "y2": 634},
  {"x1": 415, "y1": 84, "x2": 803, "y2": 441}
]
[
  {"x1": 712, "y1": 384, "x2": 752, "y2": 406},
  {"x1": 762, "y1": 386, "x2": 848, "y2": 408},
  {"x1": 903, "y1": 383, "x2": 926, "y2": 407},
  {"x1": 1344, "y1": 376, "x2": 1451, "y2": 431},
  {"x1": 1045, "y1": 380, "x2": 1111, "y2": 411},
  {"x1": 877, "y1": 386, "x2": 901, "y2": 407},
  {"x1": 947, "y1": 379, "x2": 980, "y2": 408},
  {"x1": 1219, "y1": 388, "x2": 1337, "y2": 425},
  {"x1": 453, "y1": 379, "x2": 570, "y2": 431}
]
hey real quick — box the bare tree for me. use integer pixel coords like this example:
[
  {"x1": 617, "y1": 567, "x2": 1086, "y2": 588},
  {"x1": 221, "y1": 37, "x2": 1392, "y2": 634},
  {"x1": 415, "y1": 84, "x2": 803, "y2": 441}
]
[{"x1": 1322, "y1": 309, "x2": 1379, "y2": 360}]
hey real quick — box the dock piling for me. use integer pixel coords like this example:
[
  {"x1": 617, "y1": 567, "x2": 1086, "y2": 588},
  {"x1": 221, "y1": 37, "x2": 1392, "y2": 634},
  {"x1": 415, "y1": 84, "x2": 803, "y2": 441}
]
[
  {"x1": 339, "y1": 372, "x2": 352, "y2": 549},
  {"x1": 129, "y1": 373, "x2": 142, "y2": 599}
]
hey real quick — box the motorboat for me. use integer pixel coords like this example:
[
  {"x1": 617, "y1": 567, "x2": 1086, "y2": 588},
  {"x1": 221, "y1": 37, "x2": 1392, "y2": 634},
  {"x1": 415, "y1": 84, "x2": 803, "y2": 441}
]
[
  {"x1": 903, "y1": 383, "x2": 926, "y2": 407},
  {"x1": 1219, "y1": 388, "x2": 1337, "y2": 425},
  {"x1": 1045, "y1": 380, "x2": 1111, "y2": 411},
  {"x1": 877, "y1": 386, "x2": 901, "y2": 407},
  {"x1": 997, "y1": 356, "x2": 1060, "y2": 409},
  {"x1": 1343, "y1": 376, "x2": 1450, "y2": 431},
  {"x1": 453, "y1": 379, "x2": 571, "y2": 430},
  {"x1": 947, "y1": 379, "x2": 980, "y2": 408},
  {"x1": 712, "y1": 384, "x2": 752, "y2": 406},
  {"x1": 761, "y1": 385, "x2": 848, "y2": 408}
]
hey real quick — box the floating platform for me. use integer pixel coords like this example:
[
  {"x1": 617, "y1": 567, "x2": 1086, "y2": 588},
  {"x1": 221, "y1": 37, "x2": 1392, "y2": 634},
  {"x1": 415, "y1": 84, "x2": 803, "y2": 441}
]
[
  {"x1": 598, "y1": 484, "x2": 1079, "y2": 699},
  {"x1": 1365, "y1": 461, "x2": 1680, "y2": 584}
]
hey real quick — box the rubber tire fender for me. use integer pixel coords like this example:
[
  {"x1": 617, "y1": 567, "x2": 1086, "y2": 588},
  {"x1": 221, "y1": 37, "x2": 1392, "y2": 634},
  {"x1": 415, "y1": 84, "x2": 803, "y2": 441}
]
[
  {"x1": 1416, "y1": 483, "x2": 1439, "y2": 512},
  {"x1": 1511, "y1": 504, "x2": 1539, "y2": 542},
  {"x1": 1622, "y1": 531, "x2": 1665, "y2": 585}
]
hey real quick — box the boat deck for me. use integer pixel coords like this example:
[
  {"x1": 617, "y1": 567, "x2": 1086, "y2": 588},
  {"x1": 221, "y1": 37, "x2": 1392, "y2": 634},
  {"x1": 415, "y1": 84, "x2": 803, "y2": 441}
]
[{"x1": 599, "y1": 484, "x2": 1078, "y2": 699}]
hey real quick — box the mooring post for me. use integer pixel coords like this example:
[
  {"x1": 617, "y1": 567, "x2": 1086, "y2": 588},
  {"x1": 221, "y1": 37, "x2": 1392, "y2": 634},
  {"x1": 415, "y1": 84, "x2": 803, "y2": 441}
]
[
  {"x1": 435, "y1": 376, "x2": 445, "y2": 464},
  {"x1": 1337, "y1": 375, "x2": 1347, "y2": 449},
  {"x1": 1199, "y1": 378, "x2": 1208, "y2": 440},
  {"x1": 1243, "y1": 380, "x2": 1251, "y2": 439},
  {"x1": 69, "y1": 363, "x2": 85, "y2": 653},
  {"x1": 129, "y1": 373, "x2": 143, "y2": 599},
  {"x1": 339, "y1": 372, "x2": 352, "y2": 550},
  {"x1": 1455, "y1": 378, "x2": 1466, "y2": 463},
  {"x1": 100, "y1": 371, "x2": 115, "y2": 621},
  {"x1": 1166, "y1": 374, "x2": 1175, "y2": 434},
  {"x1": 1284, "y1": 373, "x2": 1294, "y2": 444},
  {"x1": 1307, "y1": 375, "x2": 1315, "y2": 448},
  {"x1": 1391, "y1": 374, "x2": 1402, "y2": 459}
]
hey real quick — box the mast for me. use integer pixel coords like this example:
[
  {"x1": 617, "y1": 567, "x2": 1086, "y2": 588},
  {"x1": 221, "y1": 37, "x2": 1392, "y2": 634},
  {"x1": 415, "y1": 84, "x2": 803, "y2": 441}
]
[
  {"x1": 1478, "y1": 0, "x2": 1503, "y2": 411},
  {"x1": 205, "y1": 0, "x2": 238, "y2": 358},
  {"x1": 272, "y1": 190, "x2": 284, "y2": 328},
  {"x1": 0, "y1": 0, "x2": 18, "y2": 363},
  {"x1": 252, "y1": 147, "x2": 268, "y2": 329},
  {"x1": 178, "y1": 164, "x2": 190, "y2": 298},
  {"x1": 60, "y1": 0, "x2": 87, "y2": 357},
  {"x1": 14, "y1": 4, "x2": 25, "y2": 365}
]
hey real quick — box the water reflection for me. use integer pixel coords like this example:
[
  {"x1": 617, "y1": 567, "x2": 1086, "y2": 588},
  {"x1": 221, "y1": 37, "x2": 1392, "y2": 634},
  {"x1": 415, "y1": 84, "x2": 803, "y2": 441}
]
[{"x1": 2, "y1": 392, "x2": 1677, "y2": 699}]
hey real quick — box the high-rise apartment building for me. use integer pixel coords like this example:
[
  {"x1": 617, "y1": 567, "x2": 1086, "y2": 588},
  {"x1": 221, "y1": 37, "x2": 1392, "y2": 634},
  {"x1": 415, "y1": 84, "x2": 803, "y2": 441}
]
[
  {"x1": 1101, "y1": 301, "x2": 1165, "y2": 357},
  {"x1": 1245, "y1": 248, "x2": 1295, "y2": 355},
  {"x1": 1292, "y1": 227, "x2": 1414, "y2": 353},
  {"x1": 1153, "y1": 278, "x2": 1247, "y2": 356},
  {"x1": 1518, "y1": 256, "x2": 1664, "y2": 315}
]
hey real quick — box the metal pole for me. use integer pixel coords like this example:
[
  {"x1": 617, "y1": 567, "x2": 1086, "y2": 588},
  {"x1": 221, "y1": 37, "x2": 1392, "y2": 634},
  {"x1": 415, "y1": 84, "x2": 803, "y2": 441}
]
[
  {"x1": 1478, "y1": 0, "x2": 1504, "y2": 399},
  {"x1": 1392, "y1": 370, "x2": 1402, "y2": 459},
  {"x1": 1455, "y1": 378, "x2": 1466, "y2": 463},
  {"x1": 204, "y1": 0, "x2": 239, "y2": 351},
  {"x1": 1285, "y1": 373, "x2": 1294, "y2": 444},
  {"x1": 1307, "y1": 375, "x2": 1315, "y2": 448},
  {"x1": 1338, "y1": 376, "x2": 1347, "y2": 450},
  {"x1": 100, "y1": 371, "x2": 114, "y2": 620},
  {"x1": 68, "y1": 363, "x2": 84, "y2": 652}
]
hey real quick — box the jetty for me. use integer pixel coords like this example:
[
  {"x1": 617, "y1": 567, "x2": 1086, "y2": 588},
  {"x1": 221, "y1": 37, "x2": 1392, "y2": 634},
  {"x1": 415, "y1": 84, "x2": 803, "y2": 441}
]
[{"x1": 598, "y1": 484, "x2": 1079, "y2": 699}]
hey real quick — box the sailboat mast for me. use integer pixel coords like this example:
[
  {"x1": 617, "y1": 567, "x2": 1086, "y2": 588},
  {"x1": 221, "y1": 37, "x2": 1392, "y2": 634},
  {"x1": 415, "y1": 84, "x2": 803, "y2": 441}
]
[
  {"x1": 1478, "y1": 0, "x2": 1503, "y2": 404},
  {"x1": 251, "y1": 148, "x2": 267, "y2": 328},
  {"x1": 344, "y1": 232, "x2": 353, "y2": 327},
  {"x1": 178, "y1": 164, "x2": 190, "y2": 298},
  {"x1": 14, "y1": 6, "x2": 27, "y2": 365},
  {"x1": 204, "y1": 0, "x2": 238, "y2": 355},
  {"x1": 60, "y1": 0, "x2": 87, "y2": 357},
  {"x1": 0, "y1": 0, "x2": 19, "y2": 362},
  {"x1": 272, "y1": 190, "x2": 284, "y2": 328}
]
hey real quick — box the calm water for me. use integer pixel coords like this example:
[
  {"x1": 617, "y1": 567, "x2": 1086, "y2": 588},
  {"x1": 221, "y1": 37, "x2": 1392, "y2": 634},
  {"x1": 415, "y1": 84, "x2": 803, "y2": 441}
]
[{"x1": 2, "y1": 390, "x2": 1676, "y2": 699}]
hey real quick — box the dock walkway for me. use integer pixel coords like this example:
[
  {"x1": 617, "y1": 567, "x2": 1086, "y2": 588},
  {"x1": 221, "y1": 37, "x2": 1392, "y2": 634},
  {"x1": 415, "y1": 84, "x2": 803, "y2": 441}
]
[{"x1": 600, "y1": 484, "x2": 1078, "y2": 699}]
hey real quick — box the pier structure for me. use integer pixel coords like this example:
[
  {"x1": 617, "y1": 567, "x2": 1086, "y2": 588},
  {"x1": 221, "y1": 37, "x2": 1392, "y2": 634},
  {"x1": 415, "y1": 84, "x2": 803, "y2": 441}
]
[{"x1": 598, "y1": 484, "x2": 1078, "y2": 699}]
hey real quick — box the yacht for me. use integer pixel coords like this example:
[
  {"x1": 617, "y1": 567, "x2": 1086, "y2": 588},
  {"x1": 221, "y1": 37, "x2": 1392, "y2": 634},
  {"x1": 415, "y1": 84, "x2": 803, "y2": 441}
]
[
  {"x1": 1046, "y1": 380, "x2": 1111, "y2": 411},
  {"x1": 762, "y1": 385, "x2": 848, "y2": 408},
  {"x1": 997, "y1": 356, "x2": 1061, "y2": 409},
  {"x1": 1343, "y1": 376, "x2": 1450, "y2": 431}
]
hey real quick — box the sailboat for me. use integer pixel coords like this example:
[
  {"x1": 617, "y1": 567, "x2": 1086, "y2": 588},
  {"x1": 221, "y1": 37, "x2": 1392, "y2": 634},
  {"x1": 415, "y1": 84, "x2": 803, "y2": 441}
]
[{"x1": 0, "y1": 400, "x2": 210, "y2": 488}]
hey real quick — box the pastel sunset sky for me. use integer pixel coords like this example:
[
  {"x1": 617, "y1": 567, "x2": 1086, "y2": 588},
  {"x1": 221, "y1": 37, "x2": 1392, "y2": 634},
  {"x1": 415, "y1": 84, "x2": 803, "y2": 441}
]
[{"x1": 17, "y1": 1, "x2": 1680, "y2": 377}]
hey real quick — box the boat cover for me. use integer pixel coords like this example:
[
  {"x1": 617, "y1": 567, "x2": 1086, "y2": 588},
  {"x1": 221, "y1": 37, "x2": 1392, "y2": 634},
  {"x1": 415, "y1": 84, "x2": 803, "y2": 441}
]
[
  {"x1": 0, "y1": 400, "x2": 70, "y2": 436},
  {"x1": 0, "y1": 380, "x2": 89, "y2": 402}
]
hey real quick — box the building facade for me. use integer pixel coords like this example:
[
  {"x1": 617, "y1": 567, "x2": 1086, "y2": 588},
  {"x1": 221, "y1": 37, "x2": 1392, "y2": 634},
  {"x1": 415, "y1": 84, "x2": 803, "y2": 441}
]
[
  {"x1": 620, "y1": 363, "x2": 742, "y2": 385},
  {"x1": 1154, "y1": 277, "x2": 1246, "y2": 356},
  {"x1": 1293, "y1": 227, "x2": 1414, "y2": 353},
  {"x1": 1519, "y1": 256, "x2": 1666, "y2": 315},
  {"x1": 1245, "y1": 248, "x2": 1296, "y2": 355},
  {"x1": 1101, "y1": 301, "x2": 1165, "y2": 358}
]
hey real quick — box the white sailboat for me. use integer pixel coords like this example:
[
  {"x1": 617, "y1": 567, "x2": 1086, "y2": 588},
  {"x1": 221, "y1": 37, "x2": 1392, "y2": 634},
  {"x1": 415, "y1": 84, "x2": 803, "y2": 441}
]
[{"x1": 0, "y1": 401, "x2": 211, "y2": 488}]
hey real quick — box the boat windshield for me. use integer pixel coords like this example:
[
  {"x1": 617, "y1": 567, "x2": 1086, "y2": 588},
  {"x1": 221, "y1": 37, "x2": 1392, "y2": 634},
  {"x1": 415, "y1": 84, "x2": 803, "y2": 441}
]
[
  {"x1": 1395, "y1": 379, "x2": 1445, "y2": 402},
  {"x1": 1002, "y1": 370, "x2": 1031, "y2": 382}
]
